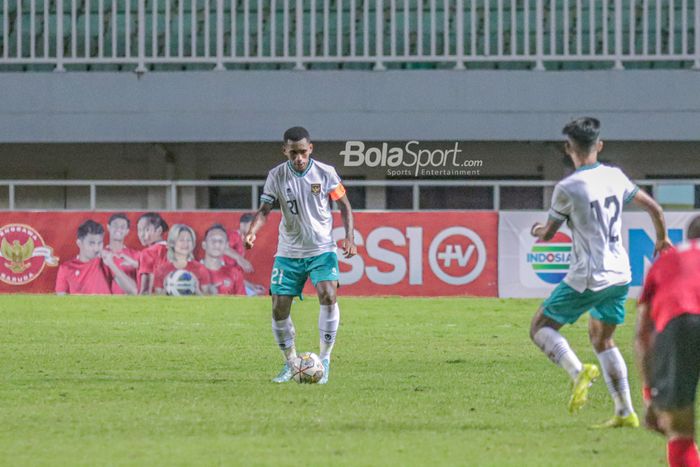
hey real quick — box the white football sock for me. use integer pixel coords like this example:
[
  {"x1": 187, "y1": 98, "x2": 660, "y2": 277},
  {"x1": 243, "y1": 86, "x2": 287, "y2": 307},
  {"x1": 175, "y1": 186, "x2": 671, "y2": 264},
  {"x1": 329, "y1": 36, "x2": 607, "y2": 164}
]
[
  {"x1": 533, "y1": 327, "x2": 583, "y2": 381},
  {"x1": 597, "y1": 347, "x2": 635, "y2": 417},
  {"x1": 318, "y1": 303, "x2": 339, "y2": 361},
  {"x1": 271, "y1": 316, "x2": 297, "y2": 361}
]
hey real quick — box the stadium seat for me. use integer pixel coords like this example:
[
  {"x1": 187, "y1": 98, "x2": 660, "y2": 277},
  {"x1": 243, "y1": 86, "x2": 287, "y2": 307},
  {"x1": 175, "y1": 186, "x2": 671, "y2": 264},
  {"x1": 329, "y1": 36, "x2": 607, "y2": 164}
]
[{"x1": 0, "y1": 0, "x2": 697, "y2": 70}]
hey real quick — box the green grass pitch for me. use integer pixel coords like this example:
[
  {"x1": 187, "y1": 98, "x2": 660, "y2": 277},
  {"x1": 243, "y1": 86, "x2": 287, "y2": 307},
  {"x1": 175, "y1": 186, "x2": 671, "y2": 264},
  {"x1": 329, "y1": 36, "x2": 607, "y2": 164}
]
[{"x1": 1, "y1": 296, "x2": 668, "y2": 466}]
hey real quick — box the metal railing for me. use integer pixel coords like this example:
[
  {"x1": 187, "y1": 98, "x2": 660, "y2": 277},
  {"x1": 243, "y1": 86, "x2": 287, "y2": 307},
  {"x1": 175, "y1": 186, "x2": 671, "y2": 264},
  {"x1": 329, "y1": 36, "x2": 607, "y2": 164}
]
[
  {"x1": 0, "y1": 178, "x2": 696, "y2": 210},
  {"x1": 1, "y1": 0, "x2": 698, "y2": 70}
]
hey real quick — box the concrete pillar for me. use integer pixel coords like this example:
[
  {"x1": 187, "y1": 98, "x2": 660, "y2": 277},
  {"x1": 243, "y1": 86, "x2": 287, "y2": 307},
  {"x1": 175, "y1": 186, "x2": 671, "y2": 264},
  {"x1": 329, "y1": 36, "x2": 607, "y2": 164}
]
[
  {"x1": 541, "y1": 142, "x2": 567, "y2": 209},
  {"x1": 147, "y1": 150, "x2": 167, "y2": 210},
  {"x1": 365, "y1": 185, "x2": 386, "y2": 209},
  {"x1": 176, "y1": 153, "x2": 197, "y2": 210}
]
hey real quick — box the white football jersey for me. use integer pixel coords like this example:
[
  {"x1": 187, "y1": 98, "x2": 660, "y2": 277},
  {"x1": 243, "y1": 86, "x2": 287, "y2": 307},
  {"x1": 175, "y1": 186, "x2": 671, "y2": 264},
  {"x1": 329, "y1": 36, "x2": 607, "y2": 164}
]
[
  {"x1": 261, "y1": 158, "x2": 345, "y2": 258},
  {"x1": 548, "y1": 162, "x2": 639, "y2": 292}
]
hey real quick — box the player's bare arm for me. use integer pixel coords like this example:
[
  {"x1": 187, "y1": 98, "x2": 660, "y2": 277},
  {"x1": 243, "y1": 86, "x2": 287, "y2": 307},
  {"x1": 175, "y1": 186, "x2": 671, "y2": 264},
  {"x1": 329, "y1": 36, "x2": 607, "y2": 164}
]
[
  {"x1": 223, "y1": 247, "x2": 254, "y2": 273},
  {"x1": 632, "y1": 189, "x2": 672, "y2": 256},
  {"x1": 139, "y1": 274, "x2": 152, "y2": 295},
  {"x1": 118, "y1": 253, "x2": 139, "y2": 269},
  {"x1": 245, "y1": 202, "x2": 272, "y2": 250},
  {"x1": 101, "y1": 250, "x2": 138, "y2": 295},
  {"x1": 336, "y1": 194, "x2": 357, "y2": 258},
  {"x1": 530, "y1": 218, "x2": 563, "y2": 241}
]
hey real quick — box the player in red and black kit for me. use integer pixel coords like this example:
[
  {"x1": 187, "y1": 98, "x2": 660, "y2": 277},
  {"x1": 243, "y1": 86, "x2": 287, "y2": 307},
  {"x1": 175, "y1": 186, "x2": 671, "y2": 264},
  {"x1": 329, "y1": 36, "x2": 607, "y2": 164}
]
[
  {"x1": 136, "y1": 212, "x2": 169, "y2": 295},
  {"x1": 201, "y1": 224, "x2": 245, "y2": 295},
  {"x1": 636, "y1": 216, "x2": 700, "y2": 467},
  {"x1": 153, "y1": 223, "x2": 212, "y2": 295},
  {"x1": 55, "y1": 220, "x2": 137, "y2": 295},
  {"x1": 105, "y1": 213, "x2": 140, "y2": 295}
]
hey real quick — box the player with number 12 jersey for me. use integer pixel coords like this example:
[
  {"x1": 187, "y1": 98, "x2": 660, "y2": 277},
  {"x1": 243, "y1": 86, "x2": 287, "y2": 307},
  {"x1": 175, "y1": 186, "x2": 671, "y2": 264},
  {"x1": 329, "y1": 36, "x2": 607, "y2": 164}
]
[
  {"x1": 549, "y1": 162, "x2": 637, "y2": 291},
  {"x1": 529, "y1": 117, "x2": 672, "y2": 429}
]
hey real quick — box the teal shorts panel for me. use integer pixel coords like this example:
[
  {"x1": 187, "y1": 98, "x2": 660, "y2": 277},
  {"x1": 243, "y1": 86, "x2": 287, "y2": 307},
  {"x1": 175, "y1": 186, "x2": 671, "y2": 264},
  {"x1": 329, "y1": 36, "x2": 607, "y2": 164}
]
[
  {"x1": 542, "y1": 282, "x2": 629, "y2": 325},
  {"x1": 270, "y1": 252, "x2": 339, "y2": 297}
]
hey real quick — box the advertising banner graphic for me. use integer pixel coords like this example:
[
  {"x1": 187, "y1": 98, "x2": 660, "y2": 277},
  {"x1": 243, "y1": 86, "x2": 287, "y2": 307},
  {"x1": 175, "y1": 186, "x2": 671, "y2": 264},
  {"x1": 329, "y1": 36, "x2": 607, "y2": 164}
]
[
  {"x1": 0, "y1": 212, "x2": 253, "y2": 294},
  {"x1": 0, "y1": 223, "x2": 59, "y2": 286},
  {"x1": 499, "y1": 211, "x2": 695, "y2": 299},
  {"x1": 0, "y1": 211, "x2": 498, "y2": 297},
  {"x1": 332, "y1": 211, "x2": 498, "y2": 296}
]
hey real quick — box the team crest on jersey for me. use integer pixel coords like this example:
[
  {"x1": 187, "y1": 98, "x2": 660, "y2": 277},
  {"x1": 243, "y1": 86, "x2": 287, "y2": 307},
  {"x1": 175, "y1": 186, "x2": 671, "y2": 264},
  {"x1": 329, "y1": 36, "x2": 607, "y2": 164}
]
[
  {"x1": 0, "y1": 224, "x2": 58, "y2": 285},
  {"x1": 311, "y1": 184, "x2": 321, "y2": 195}
]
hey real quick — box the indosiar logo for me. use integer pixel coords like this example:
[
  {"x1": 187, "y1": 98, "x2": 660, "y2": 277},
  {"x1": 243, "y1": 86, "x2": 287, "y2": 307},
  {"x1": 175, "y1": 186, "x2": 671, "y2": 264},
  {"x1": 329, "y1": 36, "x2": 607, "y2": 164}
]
[{"x1": 527, "y1": 232, "x2": 572, "y2": 284}]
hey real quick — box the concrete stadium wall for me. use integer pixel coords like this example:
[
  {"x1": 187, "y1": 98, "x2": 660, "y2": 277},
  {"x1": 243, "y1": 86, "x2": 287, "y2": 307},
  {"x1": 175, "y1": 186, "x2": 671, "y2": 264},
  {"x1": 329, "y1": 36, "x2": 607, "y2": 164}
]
[
  {"x1": 1, "y1": 69, "x2": 699, "y2": 209},
  {"x1": 1, "y1": 70, "x2": 700, "y2": 142}
]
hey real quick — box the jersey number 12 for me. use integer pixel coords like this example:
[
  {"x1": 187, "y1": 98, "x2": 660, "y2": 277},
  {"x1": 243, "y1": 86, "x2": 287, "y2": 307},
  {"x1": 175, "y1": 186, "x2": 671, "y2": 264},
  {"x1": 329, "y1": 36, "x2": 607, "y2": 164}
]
[{"x1": 590, "y1": 196, "x2": 621, "y2": 242}]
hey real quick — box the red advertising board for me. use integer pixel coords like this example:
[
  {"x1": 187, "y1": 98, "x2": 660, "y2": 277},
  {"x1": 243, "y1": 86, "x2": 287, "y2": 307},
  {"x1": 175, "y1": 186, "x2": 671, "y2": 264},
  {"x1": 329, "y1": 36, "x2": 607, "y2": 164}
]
[
  {"x1": 0, "y1": 211, "x2": 497, "y2": 296},
  {"x1": 330, "y1": 211, "x2": 497, "y2": 296}
]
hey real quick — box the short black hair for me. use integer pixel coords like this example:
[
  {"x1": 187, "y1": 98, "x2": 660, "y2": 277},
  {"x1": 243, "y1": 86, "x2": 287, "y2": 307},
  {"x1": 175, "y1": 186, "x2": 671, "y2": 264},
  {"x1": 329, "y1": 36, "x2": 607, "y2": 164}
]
[
  {"x1": 283, "y1": 126, "x2": 310, "y2": 143},
  {"x1": 138, "y1": 212, "x2": 168, "y2": 232},
  {"x1": 240, "y1": 213, "x2": 255, "y2": 224},
  {"x1": 108, "y1": 213, "x2": 130, "y2": 228},
  {"x1": 77, "y1": 220, "x2": 104, "y2": 240},
  {"x1": 562, "y1": 117, "x2": 601, "y2": 152},
  {"x1": 204, "y1": 223, "x2": 228, "y2": 240},
  {"x1": 688, "y1": 216, "x2": 700, "y2": 240}
]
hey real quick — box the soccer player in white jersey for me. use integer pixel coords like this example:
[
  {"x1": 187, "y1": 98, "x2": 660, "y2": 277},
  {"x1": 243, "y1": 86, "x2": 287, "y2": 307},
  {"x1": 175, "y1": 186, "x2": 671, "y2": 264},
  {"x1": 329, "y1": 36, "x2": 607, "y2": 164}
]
[
  {"x1": 245, "y1": 126, "x2": 357, "y2": 384},
  {"x1": 529, "y1": 117, "x2": 672, "y2": 427}
]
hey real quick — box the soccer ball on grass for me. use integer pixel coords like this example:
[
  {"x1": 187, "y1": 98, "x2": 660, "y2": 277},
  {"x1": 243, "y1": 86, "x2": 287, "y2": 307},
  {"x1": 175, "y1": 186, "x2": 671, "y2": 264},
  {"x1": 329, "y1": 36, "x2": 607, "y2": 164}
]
[{"x1": 290, "y1": 352, "x2": 324, "y2": 384}]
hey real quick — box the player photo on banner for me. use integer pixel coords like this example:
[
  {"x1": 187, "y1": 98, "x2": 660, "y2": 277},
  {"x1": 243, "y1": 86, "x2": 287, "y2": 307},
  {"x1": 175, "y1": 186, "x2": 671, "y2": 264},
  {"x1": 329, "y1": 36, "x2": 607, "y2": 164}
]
[
  {"x1": 0, "y1": 210, "x2": 498, "y2": 297},
  {"x1": 498, "y1": 211, "x2": 697, "y2": 299}
]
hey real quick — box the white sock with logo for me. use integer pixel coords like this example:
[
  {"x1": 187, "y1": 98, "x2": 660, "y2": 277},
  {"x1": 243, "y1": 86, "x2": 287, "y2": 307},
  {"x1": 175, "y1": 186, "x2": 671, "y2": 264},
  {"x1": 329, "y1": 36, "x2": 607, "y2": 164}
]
[
  {"x1": 319, "y1": 303, "x2": 340, "y2": 361},
  {"x1": 596, "y1": 347, "x2": 635, "y2": 417},
  {"x1": 271, "y1": 316, "x2": 297, "y2": 362},
  {"x1": 533, "y1": 327, "x2": 583, "y2": 380}
]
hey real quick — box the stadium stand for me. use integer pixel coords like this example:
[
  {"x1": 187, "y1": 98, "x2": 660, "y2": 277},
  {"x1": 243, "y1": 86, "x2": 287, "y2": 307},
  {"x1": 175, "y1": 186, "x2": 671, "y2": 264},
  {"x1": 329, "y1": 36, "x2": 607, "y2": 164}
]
[{"x1": 0, "y1": 0, "x2": 697, "y2": 71}]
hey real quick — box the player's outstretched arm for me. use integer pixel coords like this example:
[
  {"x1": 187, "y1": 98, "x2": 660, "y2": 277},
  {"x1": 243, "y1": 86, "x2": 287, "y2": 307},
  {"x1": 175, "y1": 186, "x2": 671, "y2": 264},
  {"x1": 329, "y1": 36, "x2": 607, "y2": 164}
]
[
  {"x1": 632, "y1": 189, "x2": 672, "y2": 256},
  {"x1": 530, "y1": 218, "x2": 563, "y2": 242},
  {"x1": 336, "y1": 194, "x2": 357, "y2": 258},
  {"x1": 223, "y1": 247, "x2": 254, "y2": 273},
  {"x1": 245, "y1": 202, "x2": 273, "y2": 250}
]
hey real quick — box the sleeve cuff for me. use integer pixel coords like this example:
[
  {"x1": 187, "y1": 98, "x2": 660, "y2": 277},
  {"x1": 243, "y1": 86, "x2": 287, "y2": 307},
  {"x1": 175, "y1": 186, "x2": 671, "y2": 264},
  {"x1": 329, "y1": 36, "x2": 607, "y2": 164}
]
[
  {"x1": 624, "y1": 186, "x2": 640, "y2": 204},
  {"x1": 548, "y1": 208, "x2": 567, "y2": 222},
  {"x1": 260, "y1": 194, "x2": 276, "y2": 205}
]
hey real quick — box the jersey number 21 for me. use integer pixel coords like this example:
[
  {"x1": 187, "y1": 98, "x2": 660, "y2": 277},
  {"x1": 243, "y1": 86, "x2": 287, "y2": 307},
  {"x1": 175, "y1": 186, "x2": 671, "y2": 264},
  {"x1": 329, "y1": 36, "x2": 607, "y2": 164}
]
[{"x1": 287, "y1": 200, "x2": 299, "y2": 215}]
